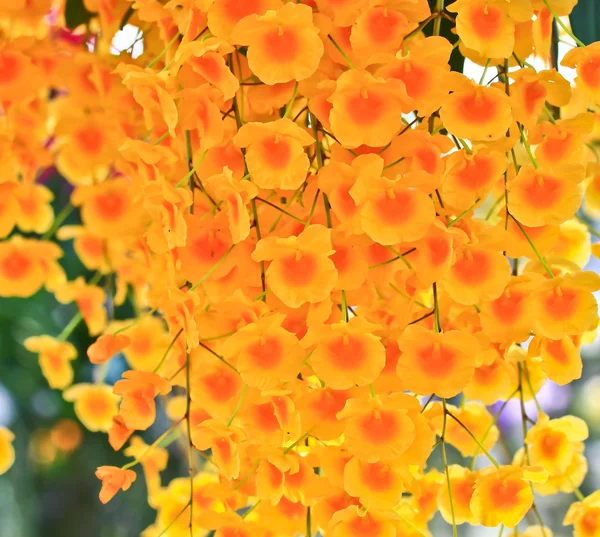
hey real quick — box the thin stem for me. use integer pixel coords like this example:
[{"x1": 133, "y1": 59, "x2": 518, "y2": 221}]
[
  {"x1": 432, "y1": 282, "x2": 441, "y2": 333},
  {"x1": 518, "y1": 123, "x2": 539, "y2": 168},
  {"x1": 185, "y1": 350, "x2": 194, "y2": 537},
  {"x1": 122, "y1": 419, "x2": 183, "y2": 470},
  {"x1": 153, "y1": 328, "x2": 183, "y2": 373},
  {"x1": 441, "y1": 399, "x2": 458, "y2": 537},
  {"x1": 282, "y1": 81, "x2": 299, "y2": 119},
  {"x1": 509, "y1": 215, "x2": 554, "y2": 278},
  {"x1": 446, "y1": 410, "x2": 500, "y2": 468},
  {"x1": 189, "y1": 244, "x2": 236, "y2": 290},
  {"x1": 447, "y1": 199, "x2": 481, "y2": 227},
  {"x1": 42, "y1": 202, "x2": 74, "y2": 240},
  {"x1": 341, "y1": 291, "x2": 349, "y2": 322},
  {"x1": 284, "y1": 431, "x2": 311, "y2": 454},
  {"x1": 327, "y1": 35, "x2": 355, "y2": 68},
  {"x1": 234, "y1": 459, "x2": 260, "y2": 490},
  {"x1": 147, "y1": 32, "x2": 180, "y2": 68},
  {"x1": 156, "y1": 501, "x2": 191, "y2": 537},
  {"x1": 542, "y1": 0, "x2": 586, "y2": 47},
  {"x1": 197, "y1": 341, "x2": 239, "y2": 374},
  {"x1": 254, "y1": 196, "x2": 306, "y2": 224},
  {"x1": 226, "y1": 384, "x2": 248, "y2": 426}
]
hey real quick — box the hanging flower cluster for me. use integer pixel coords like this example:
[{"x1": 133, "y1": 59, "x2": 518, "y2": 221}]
[{"x1": 2, "y1": 0, "x2": 600, "y2": 536}]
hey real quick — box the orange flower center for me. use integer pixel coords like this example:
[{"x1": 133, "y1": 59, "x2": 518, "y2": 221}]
[
  {"x1": 0, "y1": 52, "x2": 23, "y2": 85},
  {"x1": 248, "y1": 336, "x2": 283, "y2": 369},
  {"x1": 489, "y1": 479, "x2": 522, "y2": 508},
  {"x1": 346, "y1": 90, "x2": 385, "y2": 126},
  {"x1": 469, "y1": 4, "x2": 504, "y2": 39},
  {"x1": 361, "y1": 461, "x2": 394, "y2": 490},
  {"x1": 459, "y1": 90, "x2": 499, "y2": 125},
  {"x1": 2, "y1": 250, "x2": 32, "y2": 280},
  {"x1": 260, "y1": 136, "x2": 292, "y2": 169},
  {"x1": 581, "y1": 55, "x2": 600, "y2": 89},
  {"x1": 94, "y1": 192, "x2": 126, "y2": 221},
  {"x1": 262, "y1": 28, "x2": 300, "y2": 63},
  {"x1": 326, "y1": 334, "x2": 367, "y2": 370},
  {"x1": 544, "y1": 286, "x2": 579, "y2": 320},
  {"x1": 279, "y1": 251, "x2": 318, "y2": 287}
]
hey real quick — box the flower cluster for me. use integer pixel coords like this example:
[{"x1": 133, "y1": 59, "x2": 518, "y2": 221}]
[{"x1": 2, "y1": 0, "x2": 600, "y2": 536}]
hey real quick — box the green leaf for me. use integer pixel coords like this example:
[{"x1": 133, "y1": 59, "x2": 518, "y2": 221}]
[
  {"x1": 424, "y1": 0, "x2": 465, "y2": 73},
  {"x1": 569, "y1": 0, "x2": 600, "y2": 46},
  {"x1": 64, "y1": 0, "x2": 93, "y2": 29}
]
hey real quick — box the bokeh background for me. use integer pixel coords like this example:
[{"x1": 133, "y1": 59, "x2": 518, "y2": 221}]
[{"x1": 2, "y1": 1, "x2": 600, "y2": 536}]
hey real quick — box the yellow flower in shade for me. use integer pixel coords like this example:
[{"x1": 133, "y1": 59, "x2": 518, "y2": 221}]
[
  {"x1": 24, "y1": 335, "x2": 77, "y2": 390},
  {"x1": 233, "y1": 118, "x2": 314, "y2": 190},
  {"x1": 124, "y1": 435, "x2": 168, "y2": 506},
  {"x1": 438, "y1": 401, "x2": 499, "y2": 458},
  {"x1": 479, "y1": 274, "x2": 540, "y2": 344},
  {"x1": 87, "y1": 333, "x2": 130, "y2": 365},
  {"x1": 108, "y1": 416, "x2": 134, "y2": 452},
  {"x1": 223, "y1": 313, "x2": 303, "y2": 390},
  {"x1": 301, "y1": 316, "x2": 385, "y2": 390},
  {"x1": 564, "y1": 490, "x2": 600, "y2": 537},
  {"x1": 343, "y1": 457, "x2": 408, "y2": 510},
  {"x1": 297, "y1": 386, "x2": 353, "y2": 442},
  {"x1": 470, "y1": 465, "x2": 548, "y2": 527},
  {"x1": 437, "y1": 465, "x2": 478, "y2": 525},
  {"x1": 376, "y1": 36, "x2": 456, "y2": 117},
  {"x1": 562, "y1": 42, "x2": 600, "y2": 105},
  {"x1": 14, "y1": 182, "x2": 54, "y2": 233},
  {"x1": 412, "y1": 220, "x2": 468, "y2": 288},
  {"x1": 195, "y1": 420, "x2": 246, "y2": 481},
  {"x1": 95, "y1": 466, "x2": 137, "y2": 504},
  {"x1": 0, "y1": 236, "x2": 65, "y2": 298},
  {"x1": 113, "y1": 371, "x2": 172, "y2": 431},
  {"x1": 550, "y1": 219, "x2": 592, "y2": 268},
  {"x1": 525, "y1": 413, "x2": 588, "y2": 479},
  {"x1": 54, "y1": 110, "x2": 122, "y2": 186},
  {"x1": 531, "y1": 271, "x2": 600, "y2": 340},
  {"x1": 508, "y1": 164, "x2": 584, "y2": 227},
  {"x1": 231, "y1": 3, "x2": 323, "y2": 85},
  {"x1": 178, "y1": 212, "x2": 237, "y2": 285},
  {"x1": 0, "y1": 47, "x2": 42, "y2": 103},
  {"x1": 190, "y1": 353, "x2": 245, "y2": 422},
  {"x1": 532, "y1": 113, "x2": 594, "y2": 167},
  {"x1": 406, "y1": 469, "x2": 445, "y2": 525},
  {"x1": 329, "y1": 70, "x2": 412, "y2": 148},
  {"x1": 207, "y1": 0, "x2": 282, "y2": 41},
  {"x1": 0, "y1": 427, "x2": 15, "y2": 475},
  {"x1": 317, "y1": 160, "x2": 362, "y2": 235},
  {"x1": 251, "y1": 224, "x2": 338, "y2": 308},
  {"x1": 349, "y1": 155, "x2": 435, "y2": 245},
  {"x1": 176, "y1": 86, "x2": 225, "y2": 153},
  {"x1": 111, "y1": 316, "x2": 172, "y2": 372},
  {"x1": 440, "y1": 78, "x2": 512, "y2": 141},
  {"x1": 441, "y1": 148, "x2": 507, "y2": 212},
  {"x1": 442, "y1": 243, "x2": 512, "y2": 305},
  {"x1": 171, "y1": 39, "x2": 239, "y2": 100},
  {"x1": 509, "y1": 68, "x2": 571, "y2": 129},
  {"x1": 349, "y1": 6, "x2": 415, "y2": 65},
  {"x1": 448, "y1": 0, "x2": 532, "y2": 58},
  {"x1": 55, "y1": 277, "x2": 107, "y2": 336},
  {"x1": 463, "y1": 350, "x2": 516, "y2": 404},
  {"x1": 337, "y1": 393, "x2": 434, "y2": 464},
  {"x1": 329, "y1": 505, "x2": 397, "y2": 537},
  {"x1": 397, "y1": 324, "x2": 479, "y2": 398},
  {"x1": 63, "y1": 384, "x2": 120, "y2": 432},
  {"x1": 72, "y1": 178, "x2": 144, "y2": 239},
  {"x1": 528, "y1": 335, "x2": 583, "y2": 385},
  {"x1": 203, "y1": 168, "x2": 258, "y2": 244}
]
